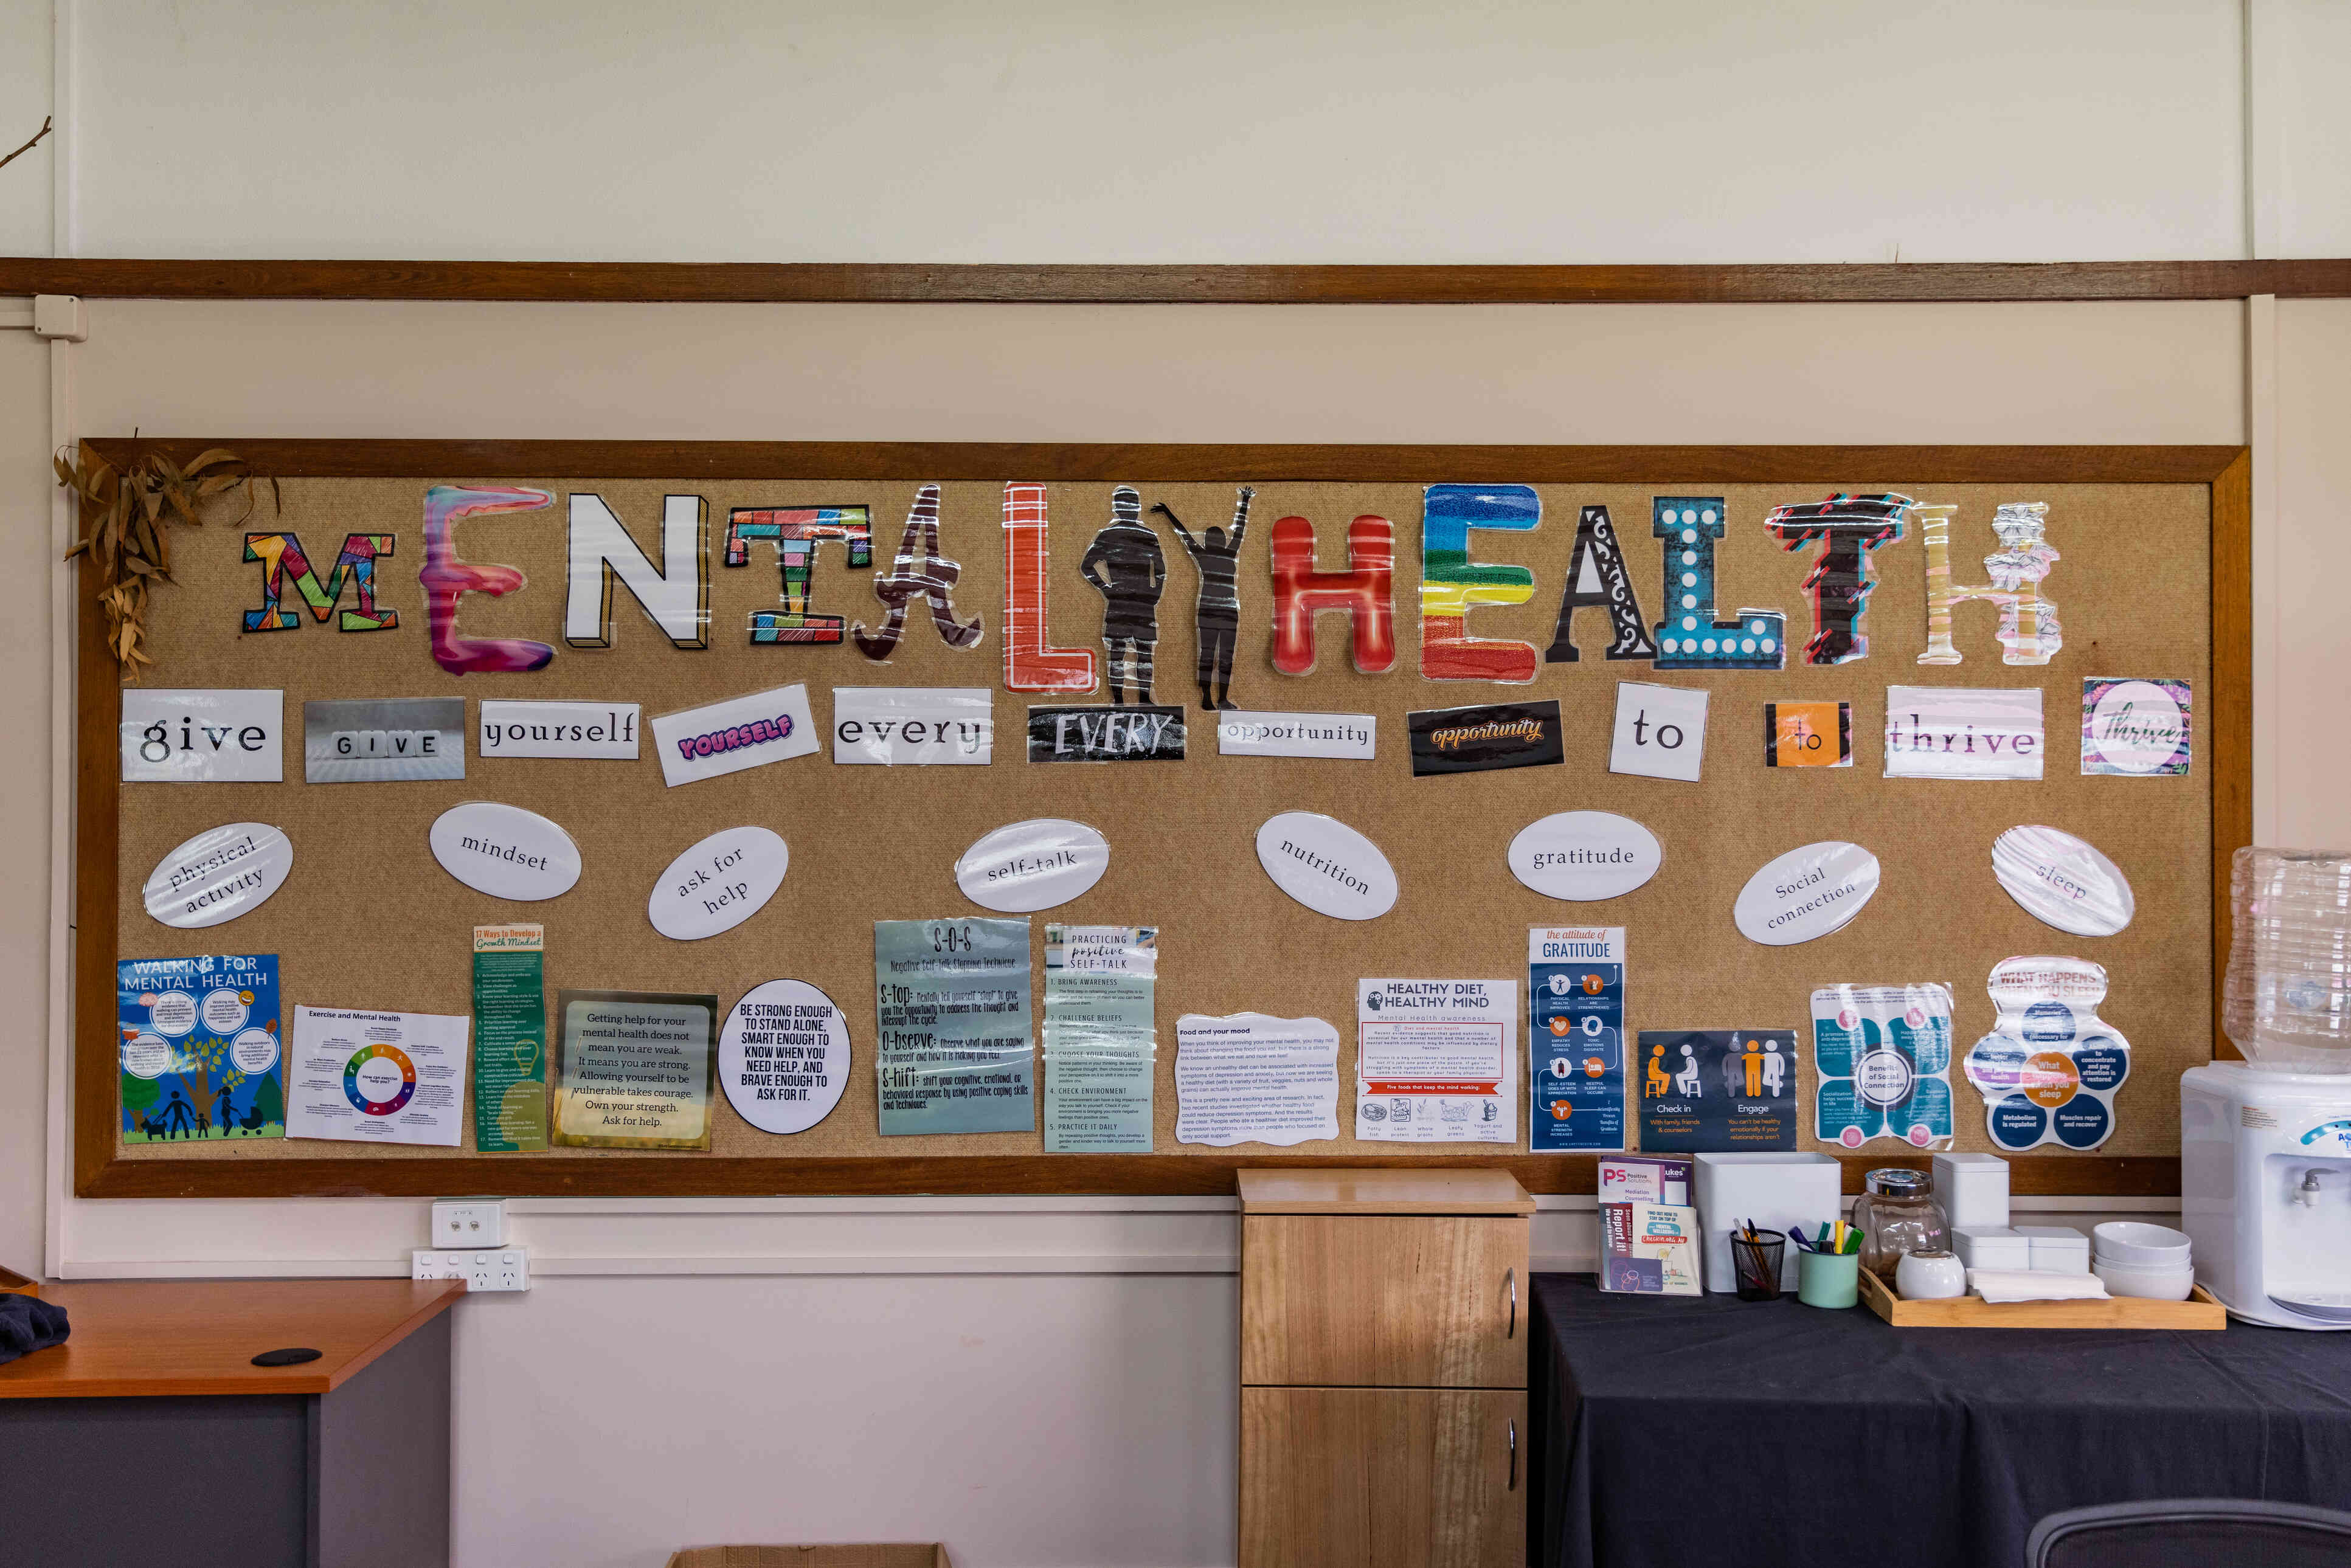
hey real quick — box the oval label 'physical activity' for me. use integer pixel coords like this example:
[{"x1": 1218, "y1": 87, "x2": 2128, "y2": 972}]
[
  {"x1": 1733, "y1": 840, "x2": 1881, "y2": 946},
  {"x1": 954, "y1": 819, "x2": 1110, "y2": 913},
  {"x1": 1992, "y1": 824, "x2": 2135, "y2": 938},
  {"x1": 428, "y1": 802, "x2": 583, "y2": 902},
  {"x1": 718, "y1": 978, "x2": 850, "y2": 1136},
  {"x1": 142, "y1": 821, "x2": 294, "y2": 929},
  {"x1": 1255, "y1": 810, "x2": 1399, "y2": 921},
  {"x1": 649, "y1": 826, "x2": 789, "y2": 941},
  {"x1": 1508, "y1": 812, "x2": 1662, "y2": 901}
]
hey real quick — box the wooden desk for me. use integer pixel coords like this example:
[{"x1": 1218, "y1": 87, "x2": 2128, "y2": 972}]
[{"x1": 0, "y1": 1278, "x2": 463, "y2": 1568}]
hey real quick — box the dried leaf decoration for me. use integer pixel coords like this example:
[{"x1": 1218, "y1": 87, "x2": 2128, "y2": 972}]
[{"x1": 58, "y1": 444, "x2": 266, "y2": 682}]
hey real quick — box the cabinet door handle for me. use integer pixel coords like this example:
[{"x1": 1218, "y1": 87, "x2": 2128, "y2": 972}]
[
  {"x1": 1506, "y1": 1417, "x2": 1518, "y2": 1491},
  {"x1": 1505, "y1": 1268, "x2": 1517, "y2": 1339}
]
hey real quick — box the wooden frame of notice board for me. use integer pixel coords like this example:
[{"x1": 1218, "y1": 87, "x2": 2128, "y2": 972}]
[{"x1": 72, "y1": 439, "x2": 2250, "y2": 1201}]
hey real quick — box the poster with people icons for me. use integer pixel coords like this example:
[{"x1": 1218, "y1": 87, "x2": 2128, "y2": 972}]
[
  {"x1": 1529, "y1": 927, "x2": 1627, "y2": 1152},
  {"x1": 1636, "y1": 1029, "x2": 1799, "y2": 1152}
]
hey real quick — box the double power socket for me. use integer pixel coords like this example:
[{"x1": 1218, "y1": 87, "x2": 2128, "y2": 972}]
[{"x1": 412, "y1": 1198, "x2": 530, "y2": 1292}]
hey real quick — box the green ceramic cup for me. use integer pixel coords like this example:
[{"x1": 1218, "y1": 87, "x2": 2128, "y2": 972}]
[{"x1": 1797, "y1": 1249, "x2": 1860, "y2": 1308}]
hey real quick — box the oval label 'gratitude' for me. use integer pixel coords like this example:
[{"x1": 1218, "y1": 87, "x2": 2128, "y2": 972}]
[
  {"x1": 428, "y1": 802, "x2": 583, "y2": 902},
  {"x1": 649, "y1": 826, "x2": 789, "y2": 941},
  {"x1": 1734, "y1": 840, "x2": 1881, "y2": 946},
  {"x1": 1255, "y1": 811, "x2": 1399, "y2": 921},
  {"x1": 719, "y1": 978, "x2": 850, "y2": 1136},
  {"x1": 954, "y1": 819, "x2": 1109, "y2": 913},
  {"x1": 1992, "y1": 824, "x2": 2135, "y2": 937},
  {"x1": 1508, "y1": 812, "x2": 1662, "y2": 901},
  {"x1": 142, "y1": 821, "x2": 294, "y2": 929}
]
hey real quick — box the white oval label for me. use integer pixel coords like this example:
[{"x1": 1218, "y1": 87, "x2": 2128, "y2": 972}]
[
  {"x1": 1992, "y1": 824, "x2": 2135, "y2": 937},
  {"x1": 142, "y1": 822, "x2": 294, "y2": 929},
  {"x1": 1508, "y1": 812, "x2": 1662, "y2": 900},
  {"x1": 954, "y1": 819, "x2": 1109, "y2": 913},
  {"x1": 718, "y1": 978, "x2": 850, "y2": 1135},
  {"x1": 428, "y1": 802, "x2": 583, "y2": 902},
  {"x1": 1255, "y1": 811, "x2": 1399, "y2": 921},
  {"x1": 1734, "y1": 840, "x2": 1881, "y2": 946},
  {"x1": 649, "y1": 826, "x2": 789, "y2": 941}
]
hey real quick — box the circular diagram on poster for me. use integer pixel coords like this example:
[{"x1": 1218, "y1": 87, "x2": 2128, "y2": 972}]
[
  {"x1": 719, "y1": 979, "x2": 850, "y2": 1136},
  {"x1": 344, "y1": 1041, "x2": 416, "y2": 1116}
]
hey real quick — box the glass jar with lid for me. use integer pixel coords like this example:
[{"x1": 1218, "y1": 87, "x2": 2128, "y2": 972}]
[{"x1": 1854, "y1": 1168, "x2": 1949, "y2": 1282}]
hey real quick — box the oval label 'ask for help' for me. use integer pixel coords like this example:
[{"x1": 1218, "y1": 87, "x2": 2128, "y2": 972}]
[
  {"x1": 143, "y1": 821, "x2": 294, "y2": 929},
  {"x1": 1733, "y1": 840, "x2": 1882, "y2": 946},
  {"x1": 1508, "y1": 812, "x2": 1662, "y2": 900},
  {"x1": 1992, "y1": 824, "x2": 2135, "y2": 937},
  {"x1": 1255, "y1": 811, "x2": 1399, "y2": 921},
  {"x1": 429, "y1": 802, "x2": 583, "y2": 902},
  {"x1": 649, "y1": 826, "x2": 789, "y2": 940},
  {"x1": 954, "y1": 819, "x2": 1110, "y2": 913}
]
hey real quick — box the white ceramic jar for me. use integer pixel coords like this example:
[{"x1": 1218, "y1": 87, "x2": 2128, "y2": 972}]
[{"x1": 1896, "y1": 1248, "x2": 1969, "y2": 1300}]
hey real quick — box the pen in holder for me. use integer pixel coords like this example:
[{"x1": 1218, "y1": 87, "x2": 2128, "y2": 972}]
[{"x1": 1729, "y1": 1229, "x2": 1787, "y2": 1302}]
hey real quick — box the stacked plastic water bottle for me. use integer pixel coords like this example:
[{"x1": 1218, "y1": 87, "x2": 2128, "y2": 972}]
[{"x1": 2223, "y1": 847, "x2": 2351, "y2": 1071}]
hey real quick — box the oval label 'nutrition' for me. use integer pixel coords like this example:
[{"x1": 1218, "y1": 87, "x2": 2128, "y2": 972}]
[
  {"x1": 1508, "y1": 812, "x2": 1662, "y2": 901},
  {"x1": 1733, "y1": 840, "x2": 1881, "y2": 946},
  {"x1": 142, "y1": 821, "x2": 294, "y2": 929},
  {"x1": 428, "y1": 802, "x2": 583, "y2": 902},
  {"x1": 1255, "y1": 810, "x2": 1399, "y2": 921},
  {"x1": 954, "y1": 818, "x2": 1110, "y2": 913}
]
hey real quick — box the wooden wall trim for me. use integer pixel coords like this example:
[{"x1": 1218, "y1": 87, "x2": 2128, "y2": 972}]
[
  {"x1": 73, "y1": 441, "x2": 2245, "y2": 1201},
  {"x1": 8, "y1": 257, "x2": 2351, "y2": 305}
]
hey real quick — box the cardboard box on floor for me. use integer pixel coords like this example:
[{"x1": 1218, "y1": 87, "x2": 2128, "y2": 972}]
[{"x1": 667, "y1": 1547, "x2": 950, "y2": 1568}]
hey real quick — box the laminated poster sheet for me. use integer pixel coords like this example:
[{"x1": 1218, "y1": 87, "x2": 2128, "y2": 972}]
[{"x1": 1354, "y1": 979, "x2": 1517, "y2": 1145}]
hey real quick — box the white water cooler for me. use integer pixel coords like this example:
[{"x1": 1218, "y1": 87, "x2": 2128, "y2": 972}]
[{"x1": 2181, "y1": 1064, "x2": 2351, "y2": 1329}]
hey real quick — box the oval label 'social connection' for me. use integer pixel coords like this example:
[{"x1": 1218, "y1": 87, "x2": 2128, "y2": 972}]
[
  {"x1": 718, "y1": 978, "x2": 850, "y2": 1136},
  {"x1": 428, "y1": 802, "x2": 583, "y2": 902},
  {"x1": 954, "y1": 819, "x2": 1110, "y2": 913},
  {"x1": 1992, "y1": 824, "x2": 2135, "y2": 937},
  {"x1": 1508, "y1": 812, "x2": 1662, "y2": 901},
  {"x1": 1733, "y1": 840, "x2": 1882, "y2": 946},
  {"x1": 1255, "y1": 811, "x2": 1399, "y2": 921},
  {"x1": 648, "y1": 826, "x2": 789, "y2": 941},
  {"x1": 142, "y1": 821, "x2": 294, "y2": 929}
]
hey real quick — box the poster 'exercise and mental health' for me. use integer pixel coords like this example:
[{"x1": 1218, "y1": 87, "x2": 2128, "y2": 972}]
[
  {"x1": 1528, "y1": 928, "x2": 1626, "y2": 1152},
  {"x1": 874, "y1": 918, "x2": 1036, "y2": 1135},
  {"x1": 118, "y1": 953, "x2": 284, "y2": 1141}
]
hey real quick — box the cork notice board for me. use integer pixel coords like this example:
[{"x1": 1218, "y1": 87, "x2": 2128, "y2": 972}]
[{"x1": 75, "y1": 441, "x2": 2250, "y2": 1199}]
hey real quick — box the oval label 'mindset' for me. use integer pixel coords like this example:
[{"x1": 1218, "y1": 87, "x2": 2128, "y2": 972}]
[
  {"x1": 1255, "y1": 811, "x2": 1399, "y2": 921},
  {"x1": 1992, "y1": 824, "x2": 2135, "y2": 937},
  {"x1": 142, "y1": 821, "x2": 294, "y2": 929},
  {"x1": 954, "y1": 819, "x2": 1109, "y2": 913},
  {"x1": 1733, "y1": 840, "x2": 1881, "y2": 946},
  {"x1": 429, "y1": 802, "x2": 583, "y2": 902},
  {"x1": 1508, "y1": 812, "x2": 1662, "y2": 900},
  {"x1": 649, "y1": 826, "x2": 789, "y2": 941}
]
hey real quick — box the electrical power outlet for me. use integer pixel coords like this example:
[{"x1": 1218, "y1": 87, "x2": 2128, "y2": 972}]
[
  {"x1": 429, "y1": 1199, "x2": 507, "y2": 1248},
  {"x1": 411, "y1": 1246, "x2": 530, "y2": 1292}
]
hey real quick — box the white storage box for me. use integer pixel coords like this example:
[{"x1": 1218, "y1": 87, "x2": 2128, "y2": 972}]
[
  {"x1": 1953, "y1": 1225, "x2": 2032, "y2": 1272},
  {"x1": 2017, "y1": 1224, "x2": 2091, "y2": 1273},
  {"x1": 1931, "y1": 1152, "x2": 2010, "y2": 1230},
  {"x1": 1692, "y1": 1152, "x2": 1842, "y2": 1292}
]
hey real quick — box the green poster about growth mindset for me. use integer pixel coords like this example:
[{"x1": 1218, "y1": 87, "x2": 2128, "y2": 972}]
[{"x1": 473, "y1": 924, "x2": 549, "y2": 1152}]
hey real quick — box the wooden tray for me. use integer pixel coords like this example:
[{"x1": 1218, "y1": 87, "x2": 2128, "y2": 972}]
[
  {"x1": 1858, "y1": 1266, "x2": 2226, "y2": 1330},
  {"x1": 0, "y1": 1265, "x2": 36, "y2": 1299}
]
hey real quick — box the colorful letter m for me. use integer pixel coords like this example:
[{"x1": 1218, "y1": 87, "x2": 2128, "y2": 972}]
[{"x1": 242, "y1": 532, "x2": 398, "y2": 632}]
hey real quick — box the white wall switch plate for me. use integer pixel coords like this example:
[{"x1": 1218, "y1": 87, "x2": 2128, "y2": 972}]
[
  {"x1": 430, "y1": 1198, "x2": 507, "y2": 1248},
  {"x1": 411, "y1": 1246, "x2": 530, "y2": 1292}
]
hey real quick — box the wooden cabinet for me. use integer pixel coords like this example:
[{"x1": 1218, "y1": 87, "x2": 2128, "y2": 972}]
[{"x1": 1237, "y1": 1170, "x2": 1535, "y2": 1568}]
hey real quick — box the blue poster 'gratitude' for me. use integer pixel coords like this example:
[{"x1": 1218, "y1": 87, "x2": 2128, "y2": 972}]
[{"x1": 1529, "y1": 927, "x2": 1626, "y2": 1152}]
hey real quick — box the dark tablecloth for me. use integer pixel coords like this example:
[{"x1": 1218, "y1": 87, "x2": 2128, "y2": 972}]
[{"x1": 1532, "y1": 1273, "x2": 2351, "y2": 1568}]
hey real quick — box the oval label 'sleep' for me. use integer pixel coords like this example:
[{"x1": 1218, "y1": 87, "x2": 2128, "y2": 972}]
[{"x1": 1992, "y1": 825, "x2": 2135, "y2": 937}]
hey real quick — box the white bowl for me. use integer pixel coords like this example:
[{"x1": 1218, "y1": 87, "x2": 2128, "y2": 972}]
[
  {"x1": 2093, "y1": 1221, "x2": 2192, "y2": 1266},
  {"x1": 2091, "y1": 1258, "x2": 2197, "y2": 1301}
]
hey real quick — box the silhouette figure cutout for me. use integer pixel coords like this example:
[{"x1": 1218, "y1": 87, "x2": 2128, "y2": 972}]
[
  {"x1": 1646, "y1": 1043, "x2": 1671, "y2": 1099},
  {"x1": 1674, "y1": 1045, "x2": 1702, "y2": 1097},
  {"x1": 1152, "y1": 486, "x2": 1254, "y2": 710},
  {"x1": 165, "y1": 1090, "x2": 192, "y2": 1138},
  {"x1": 1079, "y1": 486, "x2": 1166, "y2": 704}
]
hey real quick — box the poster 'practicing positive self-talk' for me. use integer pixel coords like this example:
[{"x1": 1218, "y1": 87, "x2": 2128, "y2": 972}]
[
  {"x1": 1812, "y1": 983, "x2": 1955, "y2": 1150},
  {"x1": 1042, "y1": 926, "x2": 1158, "y2": 1153},
  {"x1": 117, "y1": 953, "x2": 284, "y2": 1142},
  {"x1": 288, "y1": 1005, "x2": 469, "y2": 1146},
  {"x1": 1528, "y1": 927, "x2": 1627, "y2": 1152},
  {"x1": 1636, "y1": 1029, "x2": 1798, "y2": 1152},
  {"x1": 1355, "y1": 979, "x2": 1516, "y2": 1145},
  {"x1": 874, "y1": 919, "x2": 1036, "y2": 1135}
]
